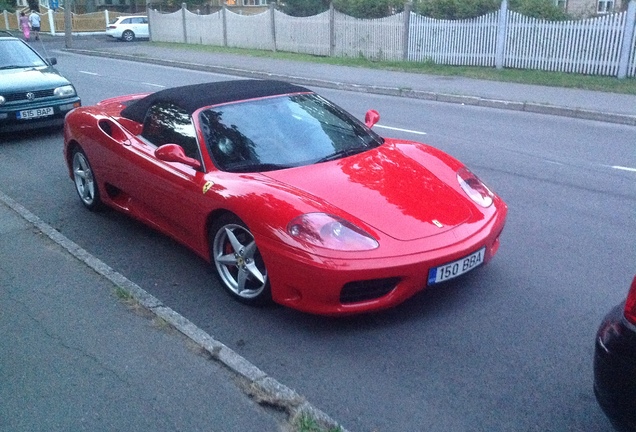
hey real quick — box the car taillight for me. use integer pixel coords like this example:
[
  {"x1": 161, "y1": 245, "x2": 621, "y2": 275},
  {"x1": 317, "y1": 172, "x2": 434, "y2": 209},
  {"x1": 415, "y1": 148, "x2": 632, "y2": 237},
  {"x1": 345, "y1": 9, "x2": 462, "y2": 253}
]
[
  {"x1": 624, "y1": 275, "x2": 636, "y2": 325},
  {"x1": 107, "y1": 25, "x2": 116, "y2": 29}
]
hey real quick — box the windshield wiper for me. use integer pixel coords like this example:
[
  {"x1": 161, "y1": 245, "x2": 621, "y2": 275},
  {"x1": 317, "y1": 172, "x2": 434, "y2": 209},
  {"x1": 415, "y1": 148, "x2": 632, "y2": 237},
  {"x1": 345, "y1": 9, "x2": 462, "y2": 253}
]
[
  {"x1": 0, "y1": 65, "x2": 34, "y2": 69},
  {"x1": 228, "y1": 162, "x2": 296, "y2": 173},
  {"x1": 315, "y1": 147, "x2": 368, "y2": 163}
]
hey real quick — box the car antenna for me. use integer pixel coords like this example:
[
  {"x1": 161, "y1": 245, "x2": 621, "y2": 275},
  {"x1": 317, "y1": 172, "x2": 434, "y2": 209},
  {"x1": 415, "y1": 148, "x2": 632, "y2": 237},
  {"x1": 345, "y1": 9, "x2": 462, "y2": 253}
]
[{"x1": 37, "y1": 33, "x2": 50, "y2": 60}]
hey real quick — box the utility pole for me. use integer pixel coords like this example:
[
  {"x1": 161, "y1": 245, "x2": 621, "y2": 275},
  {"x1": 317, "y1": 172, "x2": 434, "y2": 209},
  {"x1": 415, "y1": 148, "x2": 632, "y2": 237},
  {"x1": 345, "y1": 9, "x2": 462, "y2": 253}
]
[{"x1": 64, "y1": 0, "x2": 72, "y2": 48}]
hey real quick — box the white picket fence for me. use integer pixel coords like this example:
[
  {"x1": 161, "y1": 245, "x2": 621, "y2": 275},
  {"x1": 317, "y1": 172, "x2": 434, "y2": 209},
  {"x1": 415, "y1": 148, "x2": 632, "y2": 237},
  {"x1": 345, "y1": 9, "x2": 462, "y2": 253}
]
[
  {"x1": 504, "y1": 11, "x2": 631, "y2": 75},
  {"x1": 149, "y1": 1, "x2": 636, "y2": 78},
  {"x1": 409, "y1": 13, "x2": 500, "y2": 66}
]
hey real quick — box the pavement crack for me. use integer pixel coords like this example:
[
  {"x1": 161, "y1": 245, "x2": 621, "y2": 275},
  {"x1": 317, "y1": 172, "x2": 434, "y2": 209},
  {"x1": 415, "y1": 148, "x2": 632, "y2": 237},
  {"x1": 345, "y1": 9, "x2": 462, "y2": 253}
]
[{"x1": 5, "y1": 295, "x2": 130, "y2": 385}]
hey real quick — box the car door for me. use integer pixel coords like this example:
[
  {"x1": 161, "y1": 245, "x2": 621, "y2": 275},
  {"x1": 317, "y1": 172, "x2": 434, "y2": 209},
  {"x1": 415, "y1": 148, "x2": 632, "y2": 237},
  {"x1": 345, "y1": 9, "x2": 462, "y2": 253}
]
[
  {"x1": 120, "y1": 102, "x2": 213, "y2": 252},
  {"x1": 132, "y1": 16, "x2": 149, "y2": 38}
]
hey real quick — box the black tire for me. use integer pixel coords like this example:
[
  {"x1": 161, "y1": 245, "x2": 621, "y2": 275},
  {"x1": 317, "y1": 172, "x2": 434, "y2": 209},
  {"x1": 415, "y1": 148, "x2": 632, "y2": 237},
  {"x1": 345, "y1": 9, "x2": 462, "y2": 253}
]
[
  {"x1": 122, "y1": 30, "x2": 135, "y2": 42},
  {"x1": 71, "y1": 147, "x2": 102, "y2": 211},
  {"x1": 209, "y1": 214, "x2": 272, "y2": 306}
]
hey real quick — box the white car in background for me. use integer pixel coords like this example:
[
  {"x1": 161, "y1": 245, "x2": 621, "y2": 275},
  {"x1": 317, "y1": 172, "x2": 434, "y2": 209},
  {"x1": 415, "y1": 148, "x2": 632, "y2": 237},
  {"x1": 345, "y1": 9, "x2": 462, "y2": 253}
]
[{"x1": 106, "y1": 15, "x2": 149, "y2": 42}]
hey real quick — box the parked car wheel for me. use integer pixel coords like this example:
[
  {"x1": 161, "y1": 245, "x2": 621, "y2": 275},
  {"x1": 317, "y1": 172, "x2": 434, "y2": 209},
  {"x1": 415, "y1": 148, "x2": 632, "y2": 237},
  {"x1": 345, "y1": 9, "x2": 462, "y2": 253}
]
[
  {"x1": 210, "y1": 214, "x2": 271, "y2": 306},
  {"x1": 122, "y1": 30, "x2": 135, "y2": 42},
  {"x1": 72, "y1": 148, "x2": 102, "y2": 210}
]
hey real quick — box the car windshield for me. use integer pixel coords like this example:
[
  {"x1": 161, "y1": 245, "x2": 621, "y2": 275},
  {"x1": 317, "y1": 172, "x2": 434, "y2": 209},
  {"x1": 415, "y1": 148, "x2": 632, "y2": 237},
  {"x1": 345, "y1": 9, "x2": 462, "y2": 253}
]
[
  {"x1": 199, "y1": 93, "x2": 384, "y2": 173},
  {"x1": 0, "y1": 39, "x2": 47, "y2": 69}
]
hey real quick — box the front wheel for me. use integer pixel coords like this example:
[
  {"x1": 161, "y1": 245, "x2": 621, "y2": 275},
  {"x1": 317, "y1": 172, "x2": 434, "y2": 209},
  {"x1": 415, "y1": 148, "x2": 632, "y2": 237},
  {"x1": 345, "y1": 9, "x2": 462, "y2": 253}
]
[
  {"x1": 210, "y1": 214, "x2": 271, "y2": 306},
  {"x1": 72, "y1": 148, "x2": 102, "y2": 211},
  {"x1": 122, "y1": 30, "x2": 135, "y2": 42}
]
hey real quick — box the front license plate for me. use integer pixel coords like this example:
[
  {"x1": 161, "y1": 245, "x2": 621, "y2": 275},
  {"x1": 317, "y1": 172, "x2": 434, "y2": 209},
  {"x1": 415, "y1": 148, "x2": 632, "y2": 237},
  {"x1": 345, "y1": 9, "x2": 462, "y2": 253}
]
[
  {"x1": 428, "y1": 247, "x2": 485, "y2": 285},
  {"x1": 17, "y1": 107, "x2": 54, "y2": 120}
]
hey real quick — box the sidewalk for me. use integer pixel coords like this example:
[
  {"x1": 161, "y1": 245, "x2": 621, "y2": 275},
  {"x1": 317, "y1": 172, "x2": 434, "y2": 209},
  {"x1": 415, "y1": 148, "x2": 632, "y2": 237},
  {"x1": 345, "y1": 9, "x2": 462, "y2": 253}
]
[
  {"x1": 61, "y1": 37, "x2": 636, "y2": 126},
  {"x1": 0, "y1": 192, "x2": 342, "y2": 431}
]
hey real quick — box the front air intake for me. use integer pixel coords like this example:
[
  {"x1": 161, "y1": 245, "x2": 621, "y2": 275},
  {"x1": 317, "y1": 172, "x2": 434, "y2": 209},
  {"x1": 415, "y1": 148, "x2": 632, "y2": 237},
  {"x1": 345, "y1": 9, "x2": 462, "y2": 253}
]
[{"x1": 340, "y1": 278, "x2": 400, "y2": 304}]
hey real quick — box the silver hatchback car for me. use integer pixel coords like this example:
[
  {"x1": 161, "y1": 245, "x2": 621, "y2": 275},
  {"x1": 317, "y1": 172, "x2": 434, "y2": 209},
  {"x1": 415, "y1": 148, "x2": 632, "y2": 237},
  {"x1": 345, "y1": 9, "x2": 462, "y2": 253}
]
[{"x1": 106, "y1": 15, "x2": 149, "y2": 42}]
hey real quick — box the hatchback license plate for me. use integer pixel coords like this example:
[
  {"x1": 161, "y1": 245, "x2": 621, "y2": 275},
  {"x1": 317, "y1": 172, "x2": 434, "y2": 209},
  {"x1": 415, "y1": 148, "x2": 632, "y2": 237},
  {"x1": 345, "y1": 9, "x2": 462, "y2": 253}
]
[
  {"x1": 17, "y1": 107, "x2": 54, "y2": 120},
  {"x1": 428, "y1": 247, "x2": 485, "y2": 285}
]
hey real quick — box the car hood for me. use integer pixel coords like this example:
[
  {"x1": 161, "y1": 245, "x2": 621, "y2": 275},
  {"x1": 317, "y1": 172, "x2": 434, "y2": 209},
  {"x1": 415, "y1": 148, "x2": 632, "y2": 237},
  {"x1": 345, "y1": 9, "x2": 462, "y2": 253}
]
[
  {"x1": 0, "y1": 67, "x2": 70, "y2": 92},
  {"x1": 263, "y1": 143, "x2": 474, "y2": 241}
]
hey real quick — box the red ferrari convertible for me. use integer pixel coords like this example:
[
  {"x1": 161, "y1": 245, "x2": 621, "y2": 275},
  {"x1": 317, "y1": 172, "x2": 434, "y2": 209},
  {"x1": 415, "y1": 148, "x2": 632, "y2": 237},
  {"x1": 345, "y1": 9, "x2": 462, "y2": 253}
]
[{"x1": 63, "y1": 80, "x2": 507, "y2": 316}]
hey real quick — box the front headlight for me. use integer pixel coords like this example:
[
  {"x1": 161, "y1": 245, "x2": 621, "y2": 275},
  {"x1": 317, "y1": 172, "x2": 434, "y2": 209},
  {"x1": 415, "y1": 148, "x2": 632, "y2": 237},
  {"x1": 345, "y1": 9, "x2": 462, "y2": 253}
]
[
  {"x1": 0, "y1": 95, "x2": 5, "y2": 105},
  {"x1": 54, "y1": 85, "x2": 76, "y2": 98},
  {"x1": 288, "y1": 213, "x2": 379, "y2": 251},
  {"x1": 457, "y1": 167, "x2": 494, "y2": 208}
]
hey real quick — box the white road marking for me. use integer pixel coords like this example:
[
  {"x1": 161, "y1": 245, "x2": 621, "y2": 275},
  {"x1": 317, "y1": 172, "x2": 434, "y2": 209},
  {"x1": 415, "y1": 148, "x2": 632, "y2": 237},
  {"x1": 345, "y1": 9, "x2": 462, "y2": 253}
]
[
  {"x1": 611, "y1": 165, "x2": 636, "y2": 173},
  {"x1": 376, "y1": 124, "x2": 427, "y2": 135},
  {"x1": 77, "y1": 70, "x2": 165, "y2": 89}
]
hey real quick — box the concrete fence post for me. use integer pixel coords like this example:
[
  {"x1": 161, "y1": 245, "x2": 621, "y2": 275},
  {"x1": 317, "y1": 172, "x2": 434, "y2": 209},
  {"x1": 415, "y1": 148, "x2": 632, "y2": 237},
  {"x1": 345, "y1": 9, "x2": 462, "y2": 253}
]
[
  {"x1": 222, "y1": 4, "x2": 227, "y2": 47},
  {"x1": 402, "y1": 2, "x2": 411, "y2": 61},
  {"x1": 329, "y1": 2, "x2": 335, "y2": 57},
  {"x1": 3, "y1": 11, "x2": 9, "y2": 30},
  {"x1": 269, "y1": 2, "x2": 276, "y2": 52},
  {"x1": 617, "y1": 0, "x2": 636, "y2": 78},
  {"x1": 104, "y1": 9, "x2": 109, "y2": 29},
  {"x1": 495, "y1": 0, "x2": 508, "y2": 70},
  {"x1": 64, "y1": 1, "x2": 72, "y2": 48},
  {"x1": 147, "y1": 6, "x2": 153, "y2": 41},
  {"x1": 181, "y1": 3, "x2": 187, "y2": 43}
]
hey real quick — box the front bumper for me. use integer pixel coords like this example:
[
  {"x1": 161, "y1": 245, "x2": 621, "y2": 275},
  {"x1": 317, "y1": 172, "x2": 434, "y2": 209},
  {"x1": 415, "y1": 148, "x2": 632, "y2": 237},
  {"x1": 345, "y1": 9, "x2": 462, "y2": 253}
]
[
  {"x1": 0, "y1": 97, "x2": 81, "y2": 133},
  {"x1": 594, "y1": 303, "x2": 636, "y2": 432},
  {"x1": 259, "y1": 207, "x2": 506, "y2": 316}
]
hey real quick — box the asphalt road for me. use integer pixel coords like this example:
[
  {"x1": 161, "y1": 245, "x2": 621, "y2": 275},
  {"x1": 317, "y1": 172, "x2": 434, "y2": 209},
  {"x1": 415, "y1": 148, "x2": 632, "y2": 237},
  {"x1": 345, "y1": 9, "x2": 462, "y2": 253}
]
[{"x1": 2, "y1": 41, "x2": 635, "y2": 431}]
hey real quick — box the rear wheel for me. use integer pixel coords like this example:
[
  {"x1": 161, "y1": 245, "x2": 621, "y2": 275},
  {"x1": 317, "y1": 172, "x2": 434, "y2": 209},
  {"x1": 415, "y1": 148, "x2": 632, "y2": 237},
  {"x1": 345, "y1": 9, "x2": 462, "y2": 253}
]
[
  {"x1": 122, "y1": 30, "x2": 135, "y2": 42},
  {"x1": 210, "y1": 214, "x2": 271, "y2": 306},
  {"x1": 72, "y1": 148, "x2": 102, "y2": 211}
]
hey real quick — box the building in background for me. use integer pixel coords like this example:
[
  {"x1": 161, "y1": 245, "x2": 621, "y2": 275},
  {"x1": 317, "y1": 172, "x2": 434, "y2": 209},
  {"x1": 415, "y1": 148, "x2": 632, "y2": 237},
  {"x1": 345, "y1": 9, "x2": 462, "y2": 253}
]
[{"x1": 562, "y1": 0, "x2": 625, "y2": 16}]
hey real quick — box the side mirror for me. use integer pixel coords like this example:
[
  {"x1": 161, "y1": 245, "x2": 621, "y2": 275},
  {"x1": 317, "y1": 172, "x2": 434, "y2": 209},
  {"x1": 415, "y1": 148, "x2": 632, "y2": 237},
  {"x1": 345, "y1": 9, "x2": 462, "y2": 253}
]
[
  {"x1": 365, "y1": 109, "x2": 380, "y2": 128},
  {"x1": 155, "y1": 144, "x2": 201, "y2": 170},
  {"x1": 46, "y1": 57, "x2": 57, "y2": 66}
]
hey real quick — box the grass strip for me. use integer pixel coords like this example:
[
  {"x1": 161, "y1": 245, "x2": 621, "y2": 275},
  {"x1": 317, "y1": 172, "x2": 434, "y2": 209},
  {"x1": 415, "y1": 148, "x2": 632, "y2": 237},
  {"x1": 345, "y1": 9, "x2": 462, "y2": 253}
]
[{"x1": 153, "y1": 42, "x2": 636, "y2": 95}]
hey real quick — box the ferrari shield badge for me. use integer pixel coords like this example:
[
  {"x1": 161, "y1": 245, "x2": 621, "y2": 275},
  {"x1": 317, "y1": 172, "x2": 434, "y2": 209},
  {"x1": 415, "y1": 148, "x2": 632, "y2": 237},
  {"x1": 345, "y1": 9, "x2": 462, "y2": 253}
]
[{"x1": 202, "y1": 181, "x2": 214, "y2": 194}]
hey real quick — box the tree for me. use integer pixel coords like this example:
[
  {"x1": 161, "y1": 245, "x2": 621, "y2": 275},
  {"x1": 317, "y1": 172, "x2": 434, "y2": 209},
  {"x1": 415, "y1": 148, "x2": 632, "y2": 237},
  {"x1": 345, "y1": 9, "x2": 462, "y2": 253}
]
[
  {"x1": 415, "y1": 0, "x2": 499, "y2": 19},
  {"x1": 279, "y1": 0, "x2": 569, "y2": 20},
  {"x1": 333, "y1": 0, "x2": 404, "y2": 18},
  {"x1": 0, "y1": 0, "x2": 16, "y2": 12},
  {"x1": 415, "y1": 0, "x2": 570, "y2": 21},
  {"x1": 414, "y1": 0, "x2": 570, "y2": 20},
  {"x1": 280, "y1": 0, "x2": 330, "y2": 16},
  {"x1": 26, "y1": 0, "x2": 39, "y2": 11},
  {"x1": 509, "y1": 0, "x2": 569, "y2": 20}
]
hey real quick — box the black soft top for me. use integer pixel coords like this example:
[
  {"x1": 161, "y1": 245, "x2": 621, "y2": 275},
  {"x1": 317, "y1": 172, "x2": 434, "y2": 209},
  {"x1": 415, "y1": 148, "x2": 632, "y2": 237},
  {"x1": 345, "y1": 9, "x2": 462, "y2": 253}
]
[{"x1": 120, "y1": 79, "x2": 310, "y2": 123}]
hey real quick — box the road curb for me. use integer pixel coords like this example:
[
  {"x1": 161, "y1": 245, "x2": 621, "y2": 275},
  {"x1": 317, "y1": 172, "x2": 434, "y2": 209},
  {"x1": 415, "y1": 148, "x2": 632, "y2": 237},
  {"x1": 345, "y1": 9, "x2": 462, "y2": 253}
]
[
  {"x1": 65, "y1": 48, "x2": 636, "y2": 127},
  {"x1": 0, "y1": 190, "x2": 349, "y2": 432}
]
